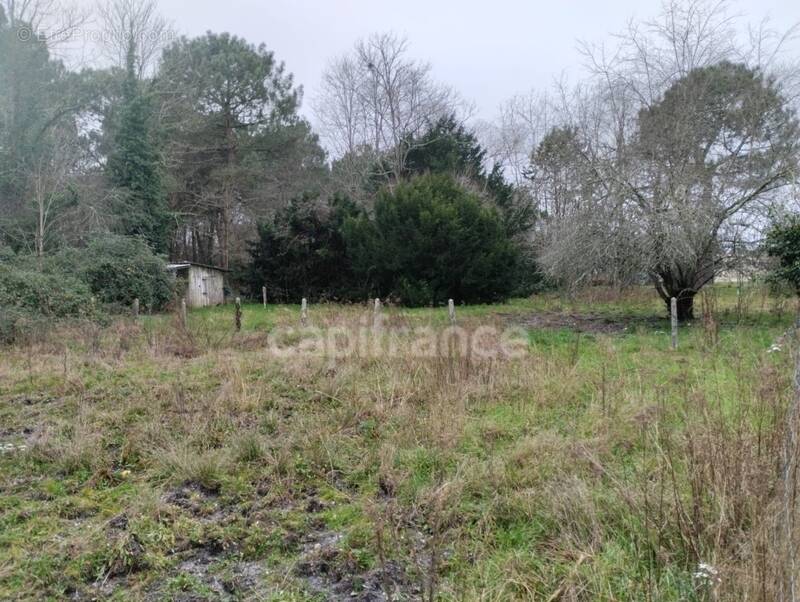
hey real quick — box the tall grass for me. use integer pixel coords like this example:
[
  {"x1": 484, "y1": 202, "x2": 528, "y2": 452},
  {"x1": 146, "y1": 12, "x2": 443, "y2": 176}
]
[{"x1": 0, "y1": 289, "x2": 798, "y2": 599}]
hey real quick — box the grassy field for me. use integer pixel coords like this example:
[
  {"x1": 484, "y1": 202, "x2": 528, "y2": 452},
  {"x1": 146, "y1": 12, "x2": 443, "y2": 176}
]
[{"x1": 1, "y1": 285, "x2": 798, "y2": 601}]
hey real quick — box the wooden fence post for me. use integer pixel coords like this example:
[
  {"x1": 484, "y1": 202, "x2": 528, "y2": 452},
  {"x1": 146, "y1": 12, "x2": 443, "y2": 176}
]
[
  {"x1": 132, "y1": 298, "x2": 139, "y2": 319},
  {"x1": 180, "y1": 298, "x2": 187, "y2": 326},
  {"x1": 301, "y1": 298, "x2": 308, "y2": 326},
  {"x1": 670, "y1": 297, "x2": 678, "y2": 350},
  {"x1": 235, "y1": 297, "x2": 242, "y2": 332},
  {"x1": 262, "y1": 286, "x2": 267, "y2": 308},
  {"x1": 448, "y1": 299, "x2": 456, "y2": 325}
]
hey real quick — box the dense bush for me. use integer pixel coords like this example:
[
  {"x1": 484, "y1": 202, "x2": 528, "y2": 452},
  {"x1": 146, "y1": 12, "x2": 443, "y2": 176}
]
[
  {"x1": 0, "y1": 264, "x2": 94, "y2": 343},
  {"x1": 0, "y1": 235, "x2": 171, "y2": 343},
  {"x1": 345, "y1": 174, "x2": 520, "y2": 305},
  {"x1": 767, "y1": 216, "x2": 800, "y2": 294},
  {"x1": 246, "y1": 176, "x2": 527, "y2": 305},
  {"x1": 245, "y1": 194, "x2": 364, "y2": 302},
  {"x1": 0, "y1": 307, "x2": 34, "y2": 345},
  {"x1": 0, "y1": 264, "x2": 92, "y2": 316},
  {"x1": 74, "y1": 235, "x2": 173, "y2": 309},
  {"x1": 32, "y1": 235, "x2": 172, "y2": 309}
]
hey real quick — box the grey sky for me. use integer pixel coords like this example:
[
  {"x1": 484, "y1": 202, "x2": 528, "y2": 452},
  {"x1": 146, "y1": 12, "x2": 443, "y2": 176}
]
[
  {"x1": 72, "y1": 0, "x2": 799, "y2": 125},
  {"x1": 148, "y1": 0, "x2": 799, "y2": 121}
]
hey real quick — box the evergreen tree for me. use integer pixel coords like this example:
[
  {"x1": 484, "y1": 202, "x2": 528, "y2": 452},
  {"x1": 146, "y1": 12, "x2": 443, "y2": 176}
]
[
  {"x1": 158, "y1": 32, "x2": 317, "y2": 268},
  {"x1": 344, "y1": 174, "x2": 519, "y2": 305},
  {"x1": 393, "y1": 116, "x2": 537, "y2": 238},
  {"x1": 245, "y1": 194, "x2": 363, "y2": 302},
  {"x1": 106, "y1": 42, "x2": 169, "y2": 253},
  {"x1": 404, "y1": 115, "x2": 486, "y2": 178}
]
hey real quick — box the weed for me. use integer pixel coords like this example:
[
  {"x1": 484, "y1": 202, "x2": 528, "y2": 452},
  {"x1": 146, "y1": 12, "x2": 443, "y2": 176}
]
[{"x1": 0, "y1": 285, "x2": 796, "y2": 600}]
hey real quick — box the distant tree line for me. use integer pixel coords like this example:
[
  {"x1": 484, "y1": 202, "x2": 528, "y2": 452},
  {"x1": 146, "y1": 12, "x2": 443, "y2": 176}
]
[
  {"x1": 243, "y1": 115, "x2": 541, "y2": 305},
  {"x1": 1, "y1": 0, "x2": 799, "y2": 320},
  {"x1": 0, "y1": 2, "x2": 539, "y2": 312}
]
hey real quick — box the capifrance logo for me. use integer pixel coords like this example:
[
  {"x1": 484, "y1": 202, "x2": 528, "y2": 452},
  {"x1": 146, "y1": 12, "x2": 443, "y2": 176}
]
[{"x1": 264, "y1": 323, "x2": 530, "y2": 359}]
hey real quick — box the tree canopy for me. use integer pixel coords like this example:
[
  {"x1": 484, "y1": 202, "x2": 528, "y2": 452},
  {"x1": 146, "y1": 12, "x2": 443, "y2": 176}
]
[{"x1": 158, "y1": 32, "x2": 324, "y2": 268}]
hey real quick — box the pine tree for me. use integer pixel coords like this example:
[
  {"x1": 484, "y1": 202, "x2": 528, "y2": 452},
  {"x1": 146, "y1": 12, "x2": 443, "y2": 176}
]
[{"x1": 106, "y1": 41, "x2": 169, "y2": 253}]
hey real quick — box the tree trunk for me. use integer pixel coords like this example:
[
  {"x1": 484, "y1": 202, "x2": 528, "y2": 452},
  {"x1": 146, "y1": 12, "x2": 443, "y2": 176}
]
[
  {"x1": 664, "y1": 293, "x2": 695, "y2": 321},
  {"x1": 36, "y1": 207, "x2": 44, "y2": 258},
  {"x1": 220, "y1": 105, "x2": 236, "y2": 269},
  {"x1": 219, "y1": 205, "x2": 229, "y2": 269},
  {"x1": 653, "y1": 270, "x2": 698, "y2": 322}
]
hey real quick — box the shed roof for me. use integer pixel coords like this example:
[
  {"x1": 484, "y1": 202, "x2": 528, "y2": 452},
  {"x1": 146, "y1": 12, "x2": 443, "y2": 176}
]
[{"x1": 165, "y1": 261, "x2": 230, "y2": 272}]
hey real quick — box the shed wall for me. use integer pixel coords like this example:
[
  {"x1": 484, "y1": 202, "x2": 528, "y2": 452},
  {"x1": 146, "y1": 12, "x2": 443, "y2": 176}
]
[{"x1": 186, "y1": 266, "x2": 225, "y2": 307}]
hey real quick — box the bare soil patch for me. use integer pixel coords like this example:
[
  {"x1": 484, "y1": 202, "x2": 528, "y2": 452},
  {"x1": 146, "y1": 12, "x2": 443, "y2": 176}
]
[
  {"x1": 501, "y1": 310, "x2": 661, "y2": 334},
  {"x1": 297, "y1": 529, "x2": 416, "y2": 602}
]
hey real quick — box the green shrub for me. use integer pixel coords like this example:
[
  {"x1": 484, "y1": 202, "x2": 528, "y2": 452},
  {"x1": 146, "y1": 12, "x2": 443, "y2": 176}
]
[
  {"x1": 244, "y1": 176, "x2": 532, "y2": 305},
  {"x1": 0, "y1": 264, "x2": 92, "y2": 317},
  {"x1": 0, "y1": 265, "x2": 94, "y2": 343},
  {"x1": 0, "y1": 307, "x2": 47, "y2": 344},
  {"x1": 767, "y1": 216, "x2": 800, "y2": 295},
  {"x1": 50, "y1": 235, "x2": 173, "y2": 310},
  {"x1": 0, "y1": 235, "x2": 172, "y2": 343},
  {"x1": 344, "y1": 174, "x2": 520, "y2": 305}
]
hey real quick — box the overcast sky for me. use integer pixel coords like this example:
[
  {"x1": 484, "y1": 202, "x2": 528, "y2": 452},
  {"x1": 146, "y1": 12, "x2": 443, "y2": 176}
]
[{"x1": 75, "y1": 0, "x2": 799, "y2": 124}]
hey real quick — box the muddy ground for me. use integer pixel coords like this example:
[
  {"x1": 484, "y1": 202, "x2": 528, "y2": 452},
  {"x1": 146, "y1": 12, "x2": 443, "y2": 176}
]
[
  {"x1": 501, "y1": 310, "x2": 665, "y2": 335},
  {"x1": 77, "y1": 480, "x2": 424, "y2": 601}
]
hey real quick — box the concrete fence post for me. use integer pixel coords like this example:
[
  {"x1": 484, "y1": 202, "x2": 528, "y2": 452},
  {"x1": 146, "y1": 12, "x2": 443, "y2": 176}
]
[
  {"x1": 373, "y1": 298, "x2": 382, "y2": 331},
  {"x1": 670, "y1": 297, "x2": 678, "y2": 350},
  {"x1": 448, "y1": 299, "x2": 456, "y2": 325},
  {"x1": 132, "y1": 298, "x2": 139, "y2": 319},
  {"x1": 180, "y1": 298, "x2": 187, "y2": 326},
  {"x1": 301, "y1": 298, "x2": 308, "y2": 326},
  {"x1": 262, "y1": 286, "x2": 267, "y2": 308}
]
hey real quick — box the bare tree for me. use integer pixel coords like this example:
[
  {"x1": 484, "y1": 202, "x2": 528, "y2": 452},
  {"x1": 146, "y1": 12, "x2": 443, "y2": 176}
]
[
  {"x1": 29, "y1": 124, "x2": 81, "y2": 256},
  {"x1": 0, "y1": 0, "x2": 87, "y2": 51},
  {"x1": 95, "y1": 0, "x2": 174, "y2": 77},
  {"x1": 314, "y1": 33, "x2": 461, "y2": 190},
  {"x1": 485, "y1": 90, "x2": 557, "y2": 187},
  {"x1": 533, "y1": 0, "x2": 800, "y2": 318}
]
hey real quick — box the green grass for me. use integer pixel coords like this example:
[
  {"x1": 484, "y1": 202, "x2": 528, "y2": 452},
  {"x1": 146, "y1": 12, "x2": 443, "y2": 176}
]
[{"x1": 0, "y1": 284, "x2": 796, "y2": 600}]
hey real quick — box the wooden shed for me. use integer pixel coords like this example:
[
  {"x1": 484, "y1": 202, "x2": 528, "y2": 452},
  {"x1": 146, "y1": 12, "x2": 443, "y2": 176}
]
[{"x1": 166, "y1": 262, "x2": 228, "y2": 307}]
